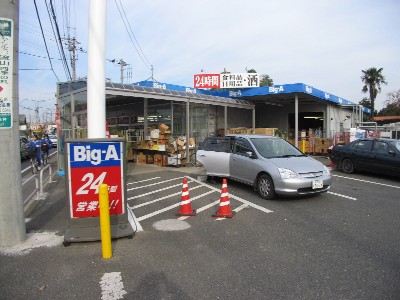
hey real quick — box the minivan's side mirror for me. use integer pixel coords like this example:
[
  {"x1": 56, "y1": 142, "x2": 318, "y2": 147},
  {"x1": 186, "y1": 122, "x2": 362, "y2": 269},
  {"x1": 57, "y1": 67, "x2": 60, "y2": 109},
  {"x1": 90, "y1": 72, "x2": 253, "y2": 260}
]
[{"x1": 246, "y1": 151, "x2": 255, "y2": 158}]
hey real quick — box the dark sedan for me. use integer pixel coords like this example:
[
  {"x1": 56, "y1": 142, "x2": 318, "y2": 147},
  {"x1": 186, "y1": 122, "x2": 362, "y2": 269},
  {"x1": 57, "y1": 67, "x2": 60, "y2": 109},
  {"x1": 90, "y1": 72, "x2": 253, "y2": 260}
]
[{"x1": 329, "y1": 138, "x2": 400, "y2": 176}]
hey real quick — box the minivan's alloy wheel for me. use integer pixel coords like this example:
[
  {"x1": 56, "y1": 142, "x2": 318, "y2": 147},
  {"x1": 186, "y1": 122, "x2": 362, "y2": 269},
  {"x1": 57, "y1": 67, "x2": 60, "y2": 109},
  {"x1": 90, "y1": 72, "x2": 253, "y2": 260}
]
[
  {"x1": 257, "y1": 174, "x2": 276, "y2": 200},
  {"x1": 341, "y1": 158, "x2": 354, "y2": 174}
]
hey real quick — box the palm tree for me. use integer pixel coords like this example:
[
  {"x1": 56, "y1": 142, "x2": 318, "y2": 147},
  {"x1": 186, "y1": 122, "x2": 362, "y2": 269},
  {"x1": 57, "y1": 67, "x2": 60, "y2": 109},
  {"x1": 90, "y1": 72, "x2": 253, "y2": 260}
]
[{"x1": 361, "y1": 67, "x2": 387, "y2": 116}]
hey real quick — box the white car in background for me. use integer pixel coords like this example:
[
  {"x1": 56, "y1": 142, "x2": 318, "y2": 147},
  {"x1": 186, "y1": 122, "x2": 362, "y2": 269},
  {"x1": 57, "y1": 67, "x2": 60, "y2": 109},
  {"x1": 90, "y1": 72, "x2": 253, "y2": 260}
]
[
  {"x1": 197, "y1": 134, "x2": 332, "y2": 200},
  {"x1": 48, "y1": 134, "x2": 58, "y2": 148}
]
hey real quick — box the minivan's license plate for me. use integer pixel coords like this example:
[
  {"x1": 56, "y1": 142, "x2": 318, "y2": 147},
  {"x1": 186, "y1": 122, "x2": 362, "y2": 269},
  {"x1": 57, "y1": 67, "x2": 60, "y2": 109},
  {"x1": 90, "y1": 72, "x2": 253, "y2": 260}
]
[{"x1": 312, "y1": 180, "x2": 323, "y2": 189}]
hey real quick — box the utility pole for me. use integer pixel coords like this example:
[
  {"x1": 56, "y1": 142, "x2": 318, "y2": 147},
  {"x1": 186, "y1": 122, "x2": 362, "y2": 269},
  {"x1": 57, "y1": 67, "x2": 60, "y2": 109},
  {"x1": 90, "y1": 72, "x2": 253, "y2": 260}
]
[
  {"x1": 107, "y1": 58, "x2": 130, "y2": 84},
  {"x1": 68, "y1": 37, "x2": 78, "y2": 81},
  {"x1": 0, "y1": 0, "x2": 26, "y2": 246},
  {"x1": 118, "y1": 59, "x2": 128, "y2": 84},
  {"x1": 34, "y1": 100, "x2": 45, "y2": 123},
  {"x1": 64, "y1": 36, "x2": 81, "y2": 81},
  {"x1": 64, "y1": 36, "x2": 82, "y2": 138},
  {"x1": 126, "y1": 66, "x2": 132, "y2": 83}
]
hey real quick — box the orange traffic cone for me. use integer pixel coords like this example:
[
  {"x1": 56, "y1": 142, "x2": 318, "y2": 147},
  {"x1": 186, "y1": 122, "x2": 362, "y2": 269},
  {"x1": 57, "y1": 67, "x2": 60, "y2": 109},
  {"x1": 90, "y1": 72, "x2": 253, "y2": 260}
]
[
  {"x1": 176, "y1": 177, "x2": 196, "y2": 216},
  {"x1": 212, "y1": 178, "x2": 235, "y2": 218}
]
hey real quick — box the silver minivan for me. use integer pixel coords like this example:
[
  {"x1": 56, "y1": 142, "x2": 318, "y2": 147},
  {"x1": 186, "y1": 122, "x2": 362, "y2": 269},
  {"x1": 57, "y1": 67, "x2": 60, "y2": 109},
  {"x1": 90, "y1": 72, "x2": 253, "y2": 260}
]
[{"x1": 197, "y1": 134, "x2": 332, "y2": 199}]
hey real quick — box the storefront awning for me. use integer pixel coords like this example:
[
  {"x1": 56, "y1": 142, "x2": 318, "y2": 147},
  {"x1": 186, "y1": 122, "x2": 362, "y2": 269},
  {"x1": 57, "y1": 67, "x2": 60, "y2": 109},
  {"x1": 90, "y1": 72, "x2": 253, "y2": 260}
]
[{"x1": 105, "y1": 82, "x2": 254, "y2": 109}]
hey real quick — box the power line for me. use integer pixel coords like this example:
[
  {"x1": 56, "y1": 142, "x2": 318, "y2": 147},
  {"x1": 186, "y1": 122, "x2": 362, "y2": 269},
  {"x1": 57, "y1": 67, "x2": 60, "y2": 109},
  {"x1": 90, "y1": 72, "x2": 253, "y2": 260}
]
[
  {"x1": 19, "y1": 68, "x2": 54, "y2": 71},
  {"x1": 114, "y1": 0, "x2": 152, "y2": 70},
  {"x1": 33, "y1": 0, "x2": 60, "y2": 82},
  {"x1": 19, "y1": 51, "x2": 57, "y2": 60},
  {"x1": 47, "y1": 0, "x2": 72, "y2": 81}
]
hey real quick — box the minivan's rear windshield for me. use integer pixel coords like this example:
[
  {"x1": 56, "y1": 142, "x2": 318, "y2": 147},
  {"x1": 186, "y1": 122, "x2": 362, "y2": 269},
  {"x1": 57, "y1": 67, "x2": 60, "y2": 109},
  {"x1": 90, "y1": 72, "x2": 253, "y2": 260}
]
[{"x1": 250, "y1": 138, "x2": 304, "y2": 158}]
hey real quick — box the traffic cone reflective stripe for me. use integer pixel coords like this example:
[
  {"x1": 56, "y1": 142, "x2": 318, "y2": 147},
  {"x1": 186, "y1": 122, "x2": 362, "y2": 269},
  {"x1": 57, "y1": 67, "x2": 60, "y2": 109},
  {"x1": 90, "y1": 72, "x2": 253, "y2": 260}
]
[
  {"x1": 213, "y1": 178, "x2": 235, "y2": 218},
  {"x1": 176, "y1": 177, "x2": 196, "y2": 216}
]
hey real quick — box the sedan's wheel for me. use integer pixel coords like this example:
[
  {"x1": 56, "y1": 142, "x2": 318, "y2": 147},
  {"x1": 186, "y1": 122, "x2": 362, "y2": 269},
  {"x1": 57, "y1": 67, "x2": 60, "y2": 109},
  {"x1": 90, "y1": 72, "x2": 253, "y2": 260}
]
[
  {"x1": 257, "y1": 174, "x2": 276, "y2": 200},
  {"x1": 341, "y1": 158, "x2": 355, "y2": 174}
]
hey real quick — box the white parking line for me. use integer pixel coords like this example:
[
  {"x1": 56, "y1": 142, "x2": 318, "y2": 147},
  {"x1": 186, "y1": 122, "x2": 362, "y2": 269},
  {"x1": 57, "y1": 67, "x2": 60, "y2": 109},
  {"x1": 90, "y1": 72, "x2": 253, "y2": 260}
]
[
  {"x1": 128, "y1": 183, "x2": 183, "y2": 200},
  {"x1": 131, "y1": 185, "x2": 203, "y2": 209},
  {"x1": 327, "y1": 191, "x2": 357, "y2": 201},
  {"x1": 189, "y1": 177, "x2": 274, "y2": 214},
  {"x1": 215, "y1": 203, "x2": 249, "y2": 221},
  {"x1": 136, "y1": 190, "x2": 215, "y2": 222},
  {"x1": 127, "y1": 177, "x2": 161, "y2": 185},
  {"x1": 333, "y1": 174, "x2": 400, "y2": 189},
  {"x1": 178, "y1": 200, "x2": 221, "y2": 221},
  {"x1": 127, "y1": 206, "x2": 143, "y2": 232},
  {"x1": 127, "y1": 176, "x2": 184, "y2": 191},
  {"x1": 132, "y1": 176, "x2": 273, "y2": 223}
]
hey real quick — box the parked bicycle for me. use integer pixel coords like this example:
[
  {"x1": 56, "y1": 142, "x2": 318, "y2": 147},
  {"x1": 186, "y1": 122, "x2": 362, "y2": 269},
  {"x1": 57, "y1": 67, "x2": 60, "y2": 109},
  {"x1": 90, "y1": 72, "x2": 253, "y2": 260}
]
[
  {"x1": 28, "y1": 135, "x2": 43, "y2": 174},
  {"x1": 41, "y1": 133, "x2": 52, "y2": 166},
  {"x1": 29, "y1": 147, "x2": 49, "y2": 174},
  {"x1": 189, "y1": 133, "x2": 203, "y2": 167},
  {"x1": 29, "y1": 150, "x2": 40, "y2": 175},
  {"x1": 41, "y1": 149, "x2": 48, "y2": 166},
  {"x1": 189, "y1": 149, "x2": 203, "y2": 167}
]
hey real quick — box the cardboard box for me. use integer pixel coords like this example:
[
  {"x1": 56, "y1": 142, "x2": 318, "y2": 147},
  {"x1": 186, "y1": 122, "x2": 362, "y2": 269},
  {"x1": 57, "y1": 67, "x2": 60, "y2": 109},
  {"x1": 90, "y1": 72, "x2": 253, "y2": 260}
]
[
  {"x1": 254, "y1": 128, "x2": 277, "y2": 136},
  {"x1": 150, "y1": 129, "x2": 160, "y2": 139},
  {"x1": 168, "y1": 154, "x2": 181, "y2": 165},
  {"x1": 166, "y1": 142, "x2": 176, "y2": 153},
  {"x1": 126, "y1": 147, "x2": 134, "y2": 161},
  {"x1": 159, "y1": 123, "x2": 169, "y2": 132},
  {"x1": 177, "y1": 139, "x2": 185, "y2": 147},
  {"x1": 139, "y1": 140, "x2": 150, "y2": 149},
  {"x1": 136, "y1": 153, "x2": 146, "y2": 164},
  {"x1": 154, "y1": 154, "x2": 163, "y2": 166}
]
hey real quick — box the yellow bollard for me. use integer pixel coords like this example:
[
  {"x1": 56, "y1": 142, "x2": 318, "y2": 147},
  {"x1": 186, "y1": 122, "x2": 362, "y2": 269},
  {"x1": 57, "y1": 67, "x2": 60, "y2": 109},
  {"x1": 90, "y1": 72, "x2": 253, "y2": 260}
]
[
  {"x1": 99, "y1": 184, "x2": 112, "y2": 259},
  {"x1": 302, "y1": 139, "x2": 306, "y2": 153}
]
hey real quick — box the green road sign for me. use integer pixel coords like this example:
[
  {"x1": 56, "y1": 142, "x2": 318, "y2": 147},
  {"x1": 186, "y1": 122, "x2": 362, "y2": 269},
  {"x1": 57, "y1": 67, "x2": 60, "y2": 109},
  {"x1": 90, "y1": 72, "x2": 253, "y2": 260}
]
[{"x1": 0, "y1": 18, "x2": 13, "y2": 129}]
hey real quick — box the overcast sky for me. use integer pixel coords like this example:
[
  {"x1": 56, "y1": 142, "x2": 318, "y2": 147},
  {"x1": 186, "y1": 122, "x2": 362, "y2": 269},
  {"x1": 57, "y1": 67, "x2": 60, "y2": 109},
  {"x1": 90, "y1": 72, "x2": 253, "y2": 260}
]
[{"x1": 18, "y1": 0, "x2": 400, "y2": 122}]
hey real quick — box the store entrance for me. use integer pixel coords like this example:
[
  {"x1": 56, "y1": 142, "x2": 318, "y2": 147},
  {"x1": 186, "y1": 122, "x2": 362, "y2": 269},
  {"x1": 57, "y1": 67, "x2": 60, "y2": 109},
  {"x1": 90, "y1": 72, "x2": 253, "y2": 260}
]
[
  {"x1": 288, "y1": 112, "x2": 323, "y2": 131},
  {"x1": 190, "y1": 107, "x2": 208, "y2": 144}
]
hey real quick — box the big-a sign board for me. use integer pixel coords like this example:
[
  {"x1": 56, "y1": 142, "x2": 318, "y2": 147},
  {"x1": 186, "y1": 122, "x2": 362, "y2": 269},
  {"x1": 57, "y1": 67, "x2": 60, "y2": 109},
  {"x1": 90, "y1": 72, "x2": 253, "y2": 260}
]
[
  {"x1": 64, "y1": 138, "x2": 133, "y2": 244},
  {"x1": 67, "y1": 140, "x2": 125, "y2": 218}
]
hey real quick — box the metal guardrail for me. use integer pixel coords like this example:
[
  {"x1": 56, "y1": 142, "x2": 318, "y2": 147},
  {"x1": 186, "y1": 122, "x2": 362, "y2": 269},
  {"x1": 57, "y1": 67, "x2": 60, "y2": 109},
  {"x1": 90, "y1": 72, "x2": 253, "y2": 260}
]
[
  {"x1": 22, "y1": 163, "x2": 54, "y2": 205},
  {"x1": 22, "y1": 174, "x2": 40, "y2": 205}
]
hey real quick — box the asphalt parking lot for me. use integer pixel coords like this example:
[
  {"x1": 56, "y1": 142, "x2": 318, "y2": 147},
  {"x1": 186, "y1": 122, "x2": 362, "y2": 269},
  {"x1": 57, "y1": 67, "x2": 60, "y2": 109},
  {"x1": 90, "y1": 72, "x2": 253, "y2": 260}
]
[{"x1": 1, "y1": 159, "x2": 399, "y2": 299}]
